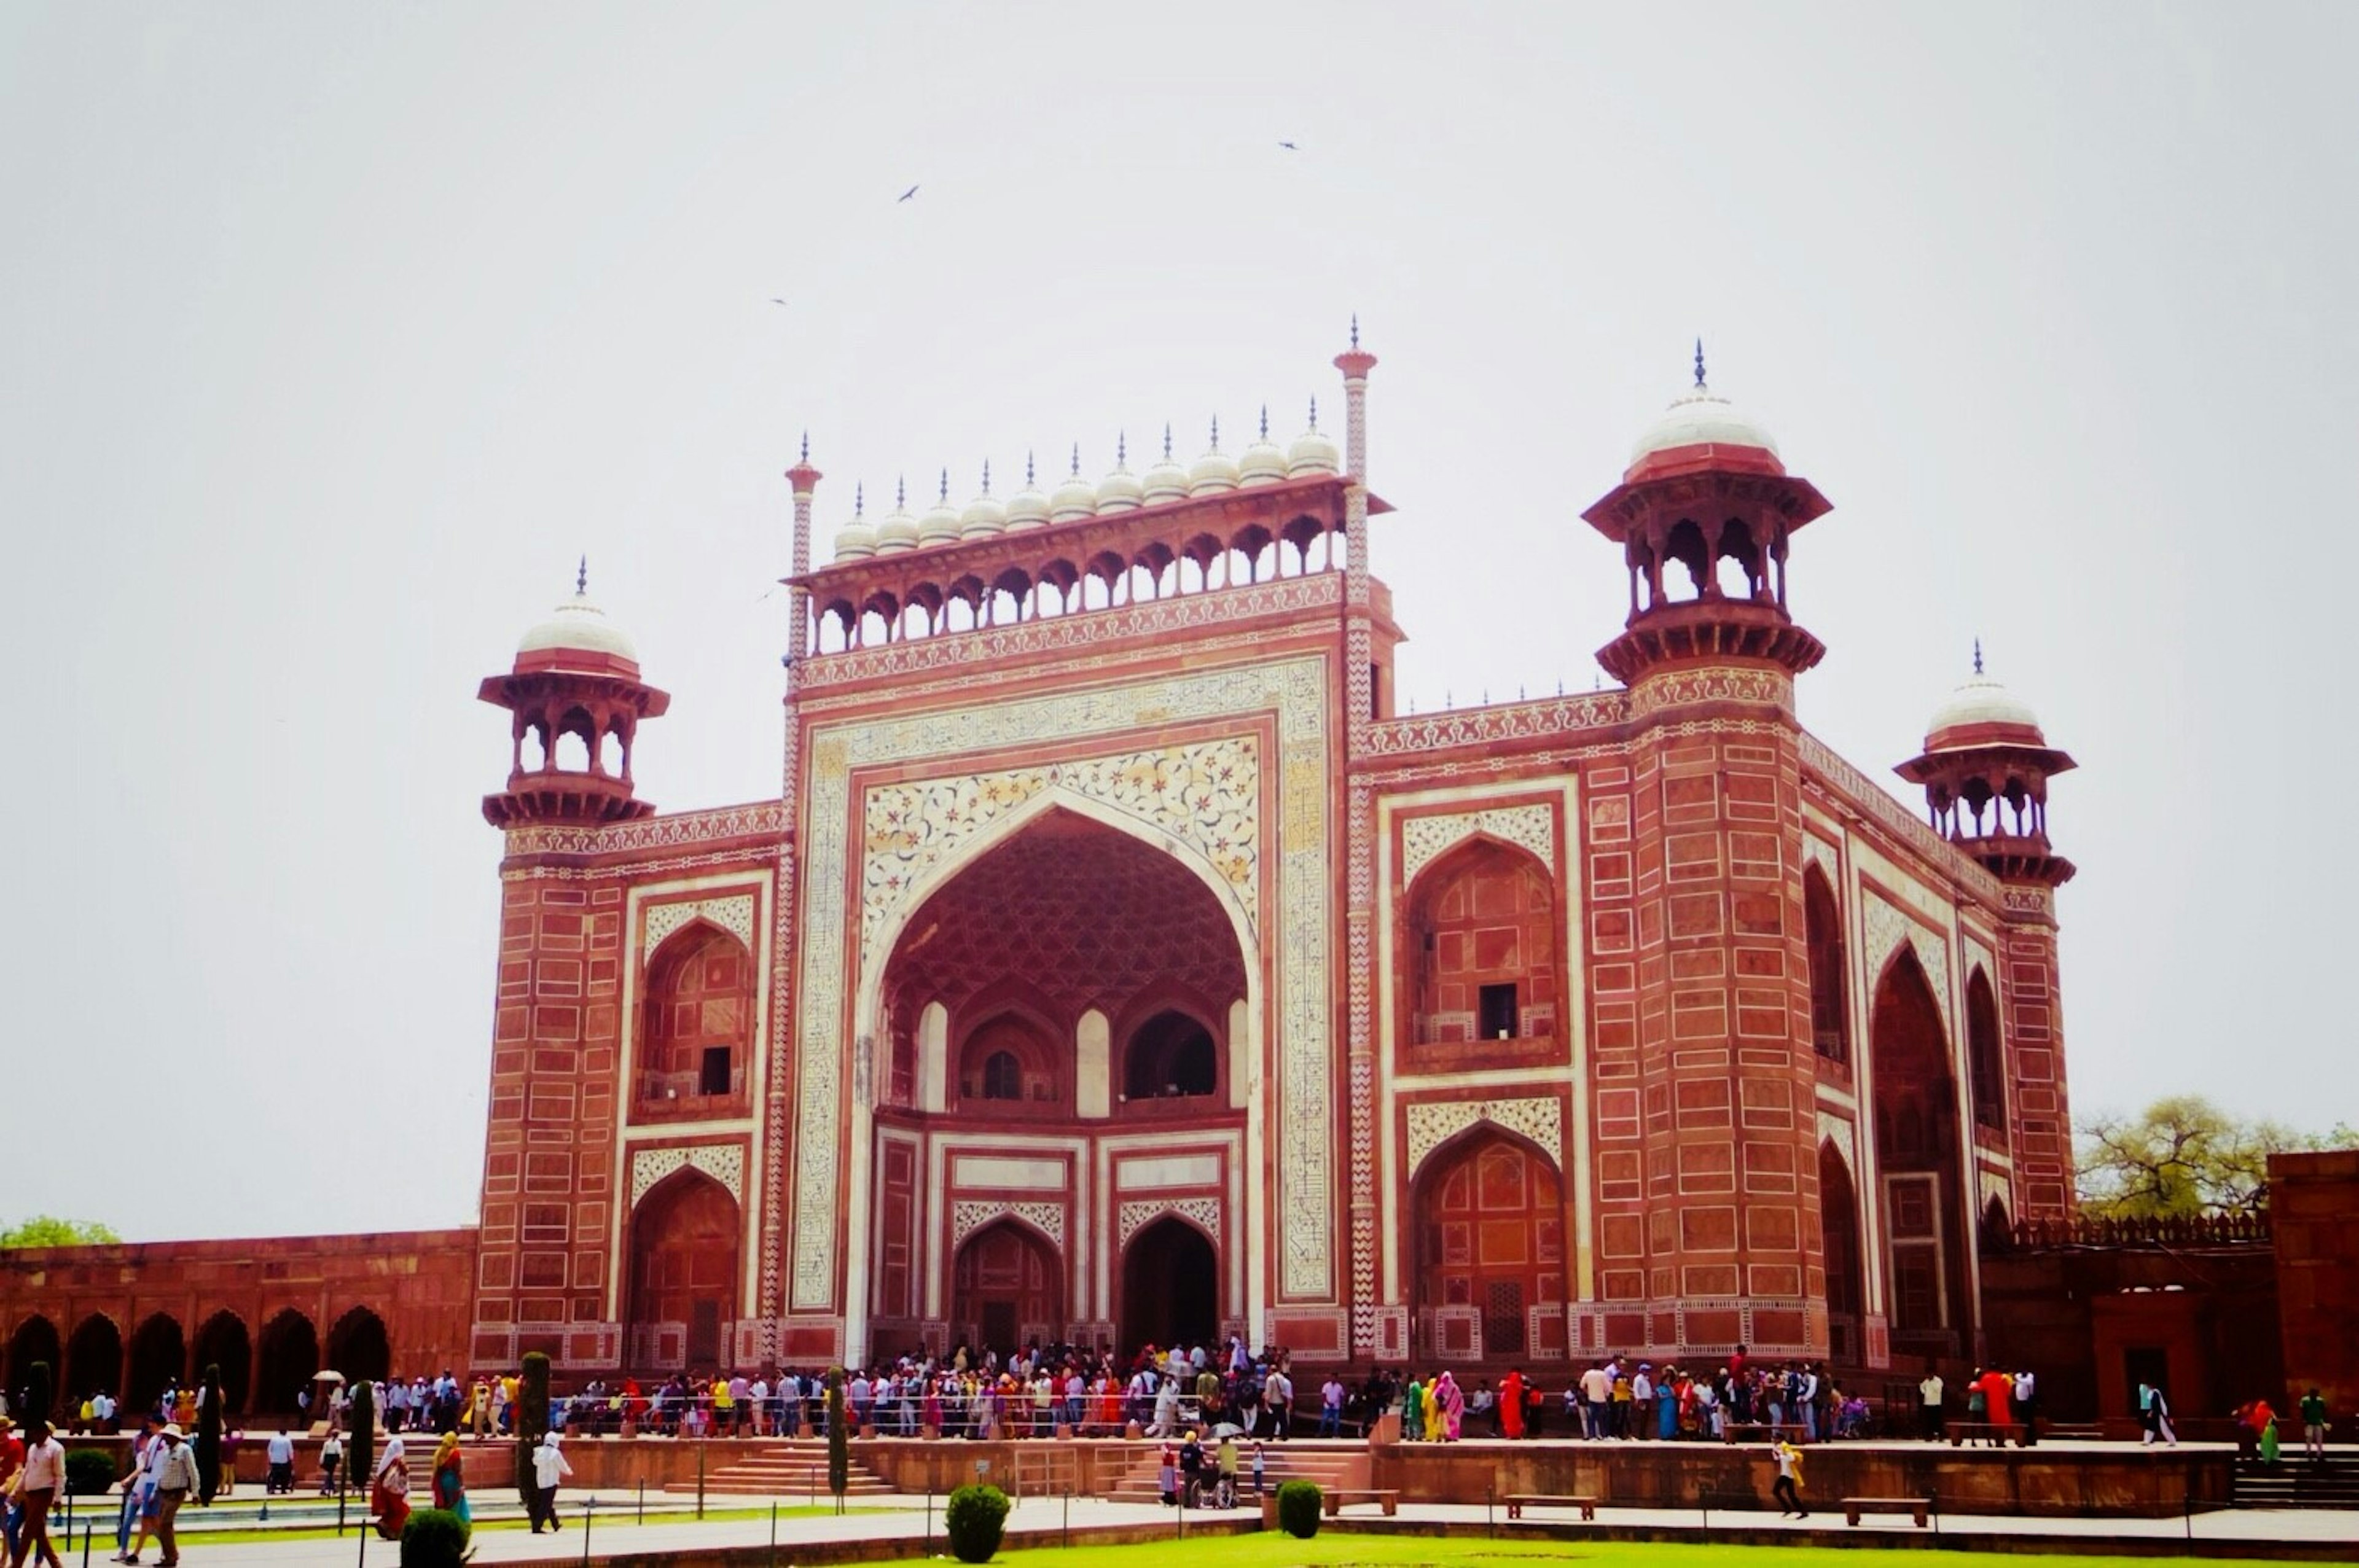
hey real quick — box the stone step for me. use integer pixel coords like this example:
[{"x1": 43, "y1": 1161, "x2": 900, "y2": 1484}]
[{"x1": 2231, "y1": 1457, "x2": 2359, "y2": 1510}]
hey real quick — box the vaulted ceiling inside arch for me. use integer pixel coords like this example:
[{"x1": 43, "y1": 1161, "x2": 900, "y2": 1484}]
[{"x1": 883, "y1": 811, "x2": 1247, "y2": 1031}]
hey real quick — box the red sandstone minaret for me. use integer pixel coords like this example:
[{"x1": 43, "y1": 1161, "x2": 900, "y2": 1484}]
[
  {"x1": 477, "y1": 562, "x2": 671, "y2": 825},
  {"x1": 1896, "y1": 646, "x2": 2078, "y2": 1220}
]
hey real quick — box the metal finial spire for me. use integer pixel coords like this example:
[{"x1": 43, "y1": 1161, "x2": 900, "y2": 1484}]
[
  {"x1": 1025, "y1": 450, "x2": 1036, "y2": 487},
  {"x1": 1117, "y1": 430, "x2": 1128, "y2": 466},
  {"x1": 1259, "y1": 404, "x2": 1269, "y2": 440},
  {"x1": 980, "y1": 459, "x2": 992, "y2": 493},
  {"x1": 1694, "y1": 337, "x2": 1707, "y2": 388},
  {"x1": 855, "y1": 482, "x2": 864, "y2": 515},
  {"x1": 938, "y1": 467, "x2": 949, "y2": 503},
  {"x1": 896, "y1": 475, "x2": 906, "y2": 509},
  {"x1": 1162, "y1": 423, "x2": 1173, "y2": 460},
  {"x1": 800, "y1": 430, "x2": 810, "y2": 462},
  {"x1": 576, "y1": 555, "x2": 587, "y2": 596},
  {"x1": 1069, "y1": 441, "x2": 1081, "y2": 476},
  {"x1": 1350, "y1": 313, "x2": 1359, "y2": 349},
  {"x1": 1973, "y1": 637, "x2": 1984, "y2": 676},
  {"x1": 1210, "y1": 415, "x2": 1221, "y2": 449},
  {"x1": 1309, "y1": 396, "x2": 1318, "y2": 428}
]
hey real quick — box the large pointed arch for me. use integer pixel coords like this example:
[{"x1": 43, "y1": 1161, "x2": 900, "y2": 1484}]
[
  {"x1": 1869, "y1": 944, "x2": 1973, "y2": 1357},
  {"x1": 1401, "y1": 833, "x2": 1559, "y2": 1056},
  {"x1": 627, "y1": 1166, "x2": 741, "y2": 1373},
  {"x1": 1803, "y1": 865, "x2": 1850, "y2": 1067},
  {"x1": 1818, "y1": 1138, "x2": 1867, "y2": 1363},
  {"x1": 66, "y1": 1313, "x2": 123, "y2": 1402},
  {"x1": 1408, "y1": 1121, "x2": 1567, "y2": 1361},
  {"x1": 1965, "y1": 966, "x2": 2007, "y2": 1137}
]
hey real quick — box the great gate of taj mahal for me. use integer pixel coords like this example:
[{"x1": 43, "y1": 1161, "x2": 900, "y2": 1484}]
[{"x1": 2, "y1": 326, "x2": 2092, "y2": 1405}]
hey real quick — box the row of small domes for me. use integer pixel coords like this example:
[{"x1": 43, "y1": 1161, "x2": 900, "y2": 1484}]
[{"x1": 832, "y1": 406, "x2": 1340, "y2": 561}]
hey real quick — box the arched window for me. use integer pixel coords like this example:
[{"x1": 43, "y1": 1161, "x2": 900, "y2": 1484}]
[
  {"x1": 1803, "y1": 867, "x2": 1850, "y2": 1066},
  {"x1": 1967, "y1": 969, "x2": 2007, "y2": 1134},
  {"x1": 1124, "y1": 1009, "x2": 1218, "y2": 1101},
  {"x1": 1406, "y1": 837, "x2": 1557, "y2": 1053},
  {"x1": 635, "y1": 920, "x2": 754, "y2": 1119},
  {"x1": 981, "y1": 1050, "x2": 1022, "y2": 1101},
  {"x1": 954, "y1": 1010, "x2": 1061, "y2": 1110}
]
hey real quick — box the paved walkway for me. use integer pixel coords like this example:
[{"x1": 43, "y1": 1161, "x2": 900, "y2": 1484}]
[{"x1": 42, "y1": 1491, "x2": 2357, "y2": 1568}]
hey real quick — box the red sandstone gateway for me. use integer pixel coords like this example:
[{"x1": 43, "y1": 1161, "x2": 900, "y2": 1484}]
[{"x1": 6, "y1": 326, "x2": 2340, "y2": 1424}]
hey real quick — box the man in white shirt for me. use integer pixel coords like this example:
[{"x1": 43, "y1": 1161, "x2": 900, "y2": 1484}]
[
  {"x1": 1917, "y1": 1369, "x2": 1946, "y2": 1441},
  {"x1": 529, "y1": 1433, "x2": 573, "y2": 1534},
  {"x1": 1579, "y1": 1363, "x2": 1614, "y2": 1440},
  {"x1": 13, "y1": 1419, "x2": 66, "y2": 1568},
  {"x1": 264, "y1": 1431, "x2": 296, "y2": 1495},
  {"x1": 2013, "y1": 1370, "x2": 2039, "y2": 1446},
  {"x1": 1319, "y1": 1376, "x2": 1345, "y2": 1438}
]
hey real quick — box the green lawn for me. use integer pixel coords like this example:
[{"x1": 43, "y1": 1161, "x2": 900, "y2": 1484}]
[
  {"x1": 996, "y1": 1540, "x2": 2187, "y2": 1568},
  {"x1": 121, "y1": 1503, "x2": 895, "y2": 1547}
]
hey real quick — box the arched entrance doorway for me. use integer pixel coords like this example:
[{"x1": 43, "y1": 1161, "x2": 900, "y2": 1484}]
[
  {"x1": 325, "y1": 1306, "x2": 390, "y2": 1386},
  {"x1": 1818, "y1": 1141, "x2": 1866, "y2": 1363},
  {"x1": 6, "y1": 1316, "x2": 61, "y2": 1399},
  {"x1": 194, "y1": 1311, "x2": 251, "y2": 1413},
  {"x1": 1869, "y1": 948, "x2": 1973, "y2": 1359},
  {"x1": 254, "y1": 1310, "x2": 319, "y2": 1416},
  {"x1": 127, "y1": 1314, "x2": 186, "y2": 1413},
  {"x1": 950, "y1": 1220, "x2": 1062, "y2": 1359},
  {"x1": 871, "y1": 806, "x2": 1250, "y2": 1347},
  {"x1": 1121, "y1": 1215, "x2": 1218, "y2": 1357},
  {"x1": 628, "y1": 1169, "x2": 741, "y2": 1373},
  {"x1": 1412, "y1": 1129, "x2": 1565, "y2": 1360},
  {"x1": 67, "y1": 1314, "x2": 123, "y2": 1403}
]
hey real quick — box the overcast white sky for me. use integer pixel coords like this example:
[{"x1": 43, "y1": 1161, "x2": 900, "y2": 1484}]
[{"x1": 4, "y1": 2, "x2": 2354, "y2": 1241}]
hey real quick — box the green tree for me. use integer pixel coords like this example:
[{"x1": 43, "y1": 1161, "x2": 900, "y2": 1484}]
[
  {"x1": 348, "y1": 1381, "x2": 375, "y2": 1504},
  {"x1": 825, "y1": 1367, "x2": 848, "y2": 1505},
  {"x1": 0, "y1": 1216, "x2": 120, "y2": 1248},
  {"x1": 2076, "y1": 1096, "x2": 2356, "y2": 1218}
]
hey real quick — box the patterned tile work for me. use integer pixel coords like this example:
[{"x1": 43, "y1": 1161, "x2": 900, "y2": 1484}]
[
  {"x1": 504, "y1": 802, "x2": 786, "y2": 859},
  {"x1": 1399, "y1": 803, "x2": 1558, "y2": 890},
  {"x1": 1117, "y1": 1196, "x2": 1222, "y2": 1248},
  {"x1": 628, "y1": 1144, "x2": 746, "y2": 1208},
  {"x1": 880, "y1": 814, "x2": 1249, "y2": 1035},
  {"x1": 792, "y1": 657, "x2": 1333, "y2": 1311},
  {"x1": 1404, "y1": 1096, "x2": 1564, "y2": 1180},
  {"x1": 1861, "y1": 894, "x2": 1955, "y2": 1039}
]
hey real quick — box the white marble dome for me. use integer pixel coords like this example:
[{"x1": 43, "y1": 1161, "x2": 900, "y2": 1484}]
[
  {"x1": 831, "y1": 487, "x2": 878, "y2": 560},
  {"x1": 1005, "y1": 454, "x2": 1052, "y2": 531},
  {"x1": 918, "y1": 472, "x2": 963, "y2": 548},
  {"x1": 1927, "y1": 666, "x2": 2045, "y2": 747},
  {"x1": 960, "y1": 464, "x2": 1007, "y2": 539},
  {"x1": 519, "y1": 586, "x2": 638, "y2": 665},
  {"x1": 1238, "y1": 407, "x2": 1288, "y2": 487},
  {"x1": 1141, "y1": 426, "x2": 1189, "y2": 505},
  {"x1": 1096, "y1": 435, "x2": 1144, "y2": 512},
  {"x1": 1187, "y1": 419, "x2": 1240, "y2": 496},
  {"x1": 1627, "y1": 379, "x2": 1780, "y2": 475},
  {"x1": 874, "y1": 480, "x2": 921, "y2": 554},
  {"x1": 1050, "y1": 445, "x2": 1098, "y2": 523},
  {"x1": 1286, "y1": 399, "x2": 1340, "y2": 477}
]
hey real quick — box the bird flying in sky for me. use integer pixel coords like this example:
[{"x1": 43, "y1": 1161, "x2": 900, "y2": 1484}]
[
  {"x1": 1278, "y1": 141, "x2": 1298, "y2": 150},
  {"x1": 898, "y1": 184, "x2": 919, "y2": 202},
  {"x1": 770, "y1": 297, "x2": 786, "y2": 305}
]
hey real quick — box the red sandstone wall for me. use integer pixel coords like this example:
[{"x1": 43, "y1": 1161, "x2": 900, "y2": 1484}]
[
  {"x1": 0, "y1": 1229, "x2": 476, "y2": 1413},
  {"x1": 2271, "y1": 1149, "x2": 2359, "y2": 1414}
]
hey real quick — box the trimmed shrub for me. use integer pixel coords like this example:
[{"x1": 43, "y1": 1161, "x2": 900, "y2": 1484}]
[
  {"x1": 65, "y1": 1448, "x2": 119, "y2": 1496},
  {"x1": 1276, "y1": 1479, "x2": 1321, "y2": 1538},
  {"x1": 348, "y1": 1380, "x2": 376, "y2": 1494},
  {"x1": 399, "y1": 1507, "x2": 471, "y2": 1568},
  {"x1": 945, "y1": 1482, "x2": 1009, "y2": 1563}
]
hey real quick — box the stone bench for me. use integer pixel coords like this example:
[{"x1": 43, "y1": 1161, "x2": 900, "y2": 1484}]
[
  {"x1": 1947, "y1": 1421, "x2": 2017, "y2": 1448},
  {"x1": 1504, "y1": 1493, "x2": 1598, "y2": 1521},
  {"x1": 1322, "y1": 1488, "x2": 1400, "y2": 1517},
  {"x1": 1843, "y1": 1496, "x2": 1930, "y2": 1527},
  {"x1": 1719, "y1": 1421, "x2": 1805, "y2": 1444}
]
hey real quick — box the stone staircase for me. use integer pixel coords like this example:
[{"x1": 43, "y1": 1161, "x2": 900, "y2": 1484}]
[
  {"x1": 1105, "y1": 1439, "x2": 1368, "y2": 1503},
  {"x1": 661, "y1": 1441, "x2": 897, "y2": 1499},
  {"x1": 2232, "y1": 1451, "x2": 2359, "y2": 1510}
]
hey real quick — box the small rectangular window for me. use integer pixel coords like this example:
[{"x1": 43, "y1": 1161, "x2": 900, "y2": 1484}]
[
  {"x1": 700, "y1": 1045, "x2": 732, "y2": 1096},
  {"x1": 1477, "y1": 983, "x2": 1519, "y2": 1040}
]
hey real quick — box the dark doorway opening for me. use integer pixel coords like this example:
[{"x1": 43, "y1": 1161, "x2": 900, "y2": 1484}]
[
  {"x1": 67, "y1": 1315, "x2": 123, "y2": 1403},
  {"x1": 127, "y1": 1314, "x2": 186, "y2": 1413},
  {"x1": 1121, "y1": 1216, "x2": 1217, "y2": 1355},
  {"x1": 325, "y1": 1307, "x2": 391, "y2": 1386},
  {"x1": 254, "y1": 1310, "x2": 319, "y2": 1418}
]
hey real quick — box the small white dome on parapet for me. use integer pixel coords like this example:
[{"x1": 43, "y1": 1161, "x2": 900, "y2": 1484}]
[
  {"x1": 1141, "y1": 425, "x2": 1189, "y2": 505},
  {"x1": 832, "y1": 485, "x2": 878, "y2": 560},
  {"x1": 1286, "y1": 397, "x2": 1340, "y2": 477},
  {"x1": 1188, "y1": 418, "x2": 1240, "y2": 496},
  {"x1": 1097, "y1": 433, "x2": 1144, "y2": 512},
  {"x1": 1238, "y1": 406, "x2": 1288, "y2": 487},
  {"x1": 918, "y1": 470, "x2": 963, "y2": 547},
  {"x1": 875, "y1": 477, "x2": 921, "y2": 553},
  {"x1": 960, "y1": 463, "x2": 1007, "y2": 539},
  {"x1": 1005, "y1": 453, "x2": 1052, "y2": 531},
  {"x1": 518, "y1": 576, "x2": 640, "y2": 666},
  {"x1": 1050, "y1": 444, "x2": 1098, "y2": 523}
]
